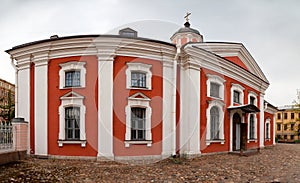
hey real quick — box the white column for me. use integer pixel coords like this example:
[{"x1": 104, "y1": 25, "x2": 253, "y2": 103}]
[
  {"x1": 97, "y1": 54, "x2": 114, "y2": 160},
  {"x1": 273, "y1": 115, "x2": 276, "y2": 145},
  {"x1": 162, "y1": 61, "x2": 175, "y2": 157},
  {"x1": 179, "y1": 63, "x2": 201, "y2": 157},
  {"x1": 34, "y1": 59, "x2": 48, "y2": 156},
  {"x1": 259, "y1": 94, "x2": 265, "y2": 148}
]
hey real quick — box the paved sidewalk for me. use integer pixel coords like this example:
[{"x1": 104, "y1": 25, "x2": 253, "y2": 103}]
[{"x1": 0, "y1": 144, "x2": 299, "y2": 182}]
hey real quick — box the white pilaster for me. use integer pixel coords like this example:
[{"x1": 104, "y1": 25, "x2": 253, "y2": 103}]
[
  {"x1": 273, "y1": 115, "x2": 276, "y2": 145},
  {"x1": 34, "y1": 59, "x2": 48, "y2": 156},
  {"x1": 97, "y1": 53, "x2": 114, "y2": 160},
  {"x1": 162, "y1": 61, "x2": 176, "y2": 157},
  {"x1": 259, "y1": 94, "x2": 265, "y2": 148},
  {"x1": 179, "y1": 63, "x2": 201, "y2": 157}
]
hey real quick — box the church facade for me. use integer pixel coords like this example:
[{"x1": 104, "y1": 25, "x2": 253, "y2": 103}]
[{"x1": 6, "y1": 19, "x2": 276, "y2": 160}]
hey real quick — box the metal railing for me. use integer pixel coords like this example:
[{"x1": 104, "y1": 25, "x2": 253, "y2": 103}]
[{"x1": 0, "y1": 122, "x2": 13, "y2": 150}]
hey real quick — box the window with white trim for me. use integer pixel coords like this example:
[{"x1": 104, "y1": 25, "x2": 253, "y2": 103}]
[
  {"x1": 247, "y1": 113, "x2": 257, "y2": 142},
  {"x1": 58, "y1": 91, "x2": 86, "y2": 147},
  {"x1": 206, "y1": 100, "x2": 225, "y2": 145},
  {"x1": 231, "y1": 84, "x2": 244, "y2": 105},
  {"x1": 125, "y1": 92, "x2": 152, "y2": 147},
  {"x1": 248, "y1": 91, "x2": 258, "y2": 106},
  {"x1": 126, "y1": 62, "x2": 152, "y2": 90},
  {"x1": 206, "y1": 74, "x2": 226, "y2": 100},
  {"x1": 266, "y1": 118, "x2": 271, "y2": 140},
  {"x1": 59, "y1": 61, "x2": 86, "y2": 89}
]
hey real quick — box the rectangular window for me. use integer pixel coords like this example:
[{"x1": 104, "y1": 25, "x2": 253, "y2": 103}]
[
  {"x1": 284, "y1": 135, "x2": 287, "y2": 140},
  {"x1": 277, "y1": 113, "x2": 281, "y2": 120},
  {"x1": 131, "y1": 72, "x2": 146, "y2": 88},
  {"x1": 131, "y1": 107, "x2": 146, "y2": 140},
  {"x1": 210, "y1": 83, "x2": 220, "y2": 98},
  {"x1": 65, "y1": 71, "x2": 81, "y2": 87},
  {"x1": 284, "y1": 113, "x2": 287, "y2": 120},
  {"x1": 291, "y1": 113, "x2": 294, "y2": 119},
  {"x1": 65, "y1": 107, "x2": 80, "y2": 140},
  {"x1": 250, "y1": 96, "x2": 255, "y2": 105},
  {"x1": 277, "y1": 124, "x2": 281, "y2": 131},
  {"x1": 233, "y1": 91, "x2": 240, "y2": 103},
  {"x1": 249, "y1": 114, "x2": 255, "y2": 139},
  {"x1": 291, "y1": 135, "x2": 294, "y2": 140},
  {"x1": 298, "y1": 113, "x2": 300, "y2": 119},
  {"x1": 266, "y1": 123, "x2": 270, "y2": 139},
  {"x1": 291, "y1": 123, "x2": 295, "y2": 130},
  {"x1": 284, "y1": 124, "x2": 288, "y2": 131}
]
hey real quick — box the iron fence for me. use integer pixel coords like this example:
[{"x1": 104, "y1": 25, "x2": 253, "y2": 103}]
[{"x1": 0, "y1": 122, "x2": 13, "y2": 150}]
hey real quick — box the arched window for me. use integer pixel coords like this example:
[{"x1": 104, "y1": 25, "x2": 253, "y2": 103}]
[{"x1": 210, "y1": 106, "x2": 220, "y2": 140}]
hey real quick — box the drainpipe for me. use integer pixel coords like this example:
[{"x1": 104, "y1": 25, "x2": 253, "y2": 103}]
[
  {"x1": 10, "y1": 56, "x2": 18, "y2": 117},
  {"x1": 172, "y1": 47, "x2": 180, "y2": 156}
]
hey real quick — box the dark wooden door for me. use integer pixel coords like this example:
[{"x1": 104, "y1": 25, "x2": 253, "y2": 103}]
[{"x1": 240, "y1": 123, "x2": 247, "y2": 150}]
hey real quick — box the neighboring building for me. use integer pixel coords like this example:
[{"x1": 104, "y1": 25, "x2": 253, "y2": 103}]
[
  {"x1": 6, "y1": 17, "x2": 276, "y2": 160},
  {"x1": 0, "y1": 79, "x2": 15, "y2": 122},
  {"x1": 276, "y1": 105, "x2": 300, "y2": 142}
]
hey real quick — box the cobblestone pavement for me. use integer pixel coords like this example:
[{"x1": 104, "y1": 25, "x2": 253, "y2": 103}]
[{"x1": 0, "y1": 144, "x2": 299, "y2": 182}]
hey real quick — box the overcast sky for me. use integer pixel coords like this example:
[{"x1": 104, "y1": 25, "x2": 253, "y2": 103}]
[{"x1": 0, "y1": 0, "x2": 299, "y2": 107}]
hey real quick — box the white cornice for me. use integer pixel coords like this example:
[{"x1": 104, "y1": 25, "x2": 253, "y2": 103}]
[
  {"x1": 183, "y1": 45, "x2": 269, "y2": 92},
  {"x1": 189, "y1": 43, "x2": 268, "y2": 83}
]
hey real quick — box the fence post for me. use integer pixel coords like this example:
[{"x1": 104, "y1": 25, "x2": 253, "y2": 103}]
[{"x1": 12, "y1": 118, "x2": 28, "y2": 152}]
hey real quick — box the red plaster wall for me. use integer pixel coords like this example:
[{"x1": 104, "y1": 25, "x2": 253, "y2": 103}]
[
  {"x1": 113, "y1": 56, "x2": 163, "y2": 156},
  {"x1": 200, "y1": 68, "x2": 261, "y2": 153},
  {"x1": 47, "y1": 55, "x2": 98, "y2": 157},
  {"x1": 224, "y1": 56, "x2": 249, "y2": 71}
]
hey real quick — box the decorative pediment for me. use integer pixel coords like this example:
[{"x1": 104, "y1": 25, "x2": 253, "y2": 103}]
[
  {"x1": 128, "y1": 92, "x2": 150, "y2": 101},
  {"x1": 60, "y1": 91, "x2": 84, "y2": 100}
]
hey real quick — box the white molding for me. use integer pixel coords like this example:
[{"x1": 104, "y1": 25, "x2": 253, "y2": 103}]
[
  {"x1": 34, "y1": 60, "x2": 48, "y2": 156},
  {"x1": 231, "y1": 83, "x2": 245, "y2": 106},
  {"x1": 126, "y1": 62, "x2": 152, "y2": 90},
  {"x1": 206, "y1": 100, "x2": 225, "y2": 145},
  {"x1": 58, "y1": 91, "x2": 86, "y2": 147},
  {"x1": 265, "y1": 117, "x2": 271, "y2": 140},
  {"x1": 247, "y1": 113, "x2": 258, "y2": 143},
  {"x1": 59, "y1": 61, "x2": 86, "y2": 89},
  {"x1": 248, "y1": 91, "x2": 258, "y2": 106},
  {"x1": 162, "y1": 62, "x2": 176, "y2": 156},
  {"x1": 125, "y1": 93, "x2": 152, "y2": 147},
  {"x1": 259, "y1": 94, "x2": 265, "y2": 148},
  {"x1": 206, "y1": 74, "x2": 226, "y2": 100},
  {"x1": 179, "y1": 66, "x2": 200, "y2": 155},
  {"x1": 98, "y1": 56, "x2": 114, "y2": 159}
]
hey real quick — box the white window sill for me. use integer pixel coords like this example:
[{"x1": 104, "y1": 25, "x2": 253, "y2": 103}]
[
  {"x1": 127, "y1": 87, "x2": 151, "y2": 91},
  {"x1": 61, "y1": 86, "x2": 85, "y2": 89},
  {"x1": 247, "y1": 139, "x2": 257, "y2": 143},
  {"x1": 265, "y1": 138, "x2": 271, "y2": 141},
  {"x1": 206, "y1": 139, "x2": 225, "y2": 146},
  {"x1": 58, "y1": 140, "x2": 86, "y2": 147},
  {"x1": 124, "y1": 140, "x2": 152, "y2": 147}
]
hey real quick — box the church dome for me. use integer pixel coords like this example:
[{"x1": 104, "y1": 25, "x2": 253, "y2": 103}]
[{"x1": 173, "y1": 22, "x2": 201, "y2": 36}]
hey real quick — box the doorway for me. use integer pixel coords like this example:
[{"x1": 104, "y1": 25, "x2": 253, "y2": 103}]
[{"x1": 232, "y1": 113, "x2": 247, "y2": 151}]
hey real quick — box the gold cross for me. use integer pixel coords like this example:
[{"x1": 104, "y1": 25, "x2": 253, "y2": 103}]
[{"x1": 184, "y1": 12, "x2": 191, "y2": 22}]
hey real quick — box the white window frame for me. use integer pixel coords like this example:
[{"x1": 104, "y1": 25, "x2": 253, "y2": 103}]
[
  {"x1": 206, "y1": 100, "x2": 225, "y2": 145},
  {"x1": 58, "y1": 91, "x2": 86, "y2": 147},
  {"x1": 206, "y1": 74, "x2": 226, "y2": 100},
  {"x1": 248, "y1": 91, "x2": 258, "y2": 106},
  {"x1": 59, "y1": 61, "x2": 86, "y2": 89},
  {"x1": 231, "y1": 83, "x2": 244, "y2": 105},
  {"x1": 265, "y1": 118, "x2": 271, "y2": 141},
  {"x1": 247, "y1": 113, "x2": 257, "y2": 143},
  {"x1": 125, "y1": 92, "x2": 152, "y2": 147},
  {"x1": 126, "y1": 62, "x2": 152, "y2": 90}
]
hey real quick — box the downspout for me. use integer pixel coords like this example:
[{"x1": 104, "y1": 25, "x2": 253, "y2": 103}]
[
  {"x1": 10, "y1": 56, "x2": 18, "y2": 117},
  {"x1": 172, "y1": 47, "x2": 180, "y2": 156}
]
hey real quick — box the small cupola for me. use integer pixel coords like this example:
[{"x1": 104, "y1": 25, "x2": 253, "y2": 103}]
[
  {"x1": 170, "y1": 13, "x2": 203, "y2": 48},
  {"x1": 119, "y1": 27, "x2": 138, "y2": 38}
]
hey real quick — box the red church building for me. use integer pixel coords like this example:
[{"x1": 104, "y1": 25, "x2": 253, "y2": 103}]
[{"x1": 6, "y1": 18, "x2": 277, "y2": 161}]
